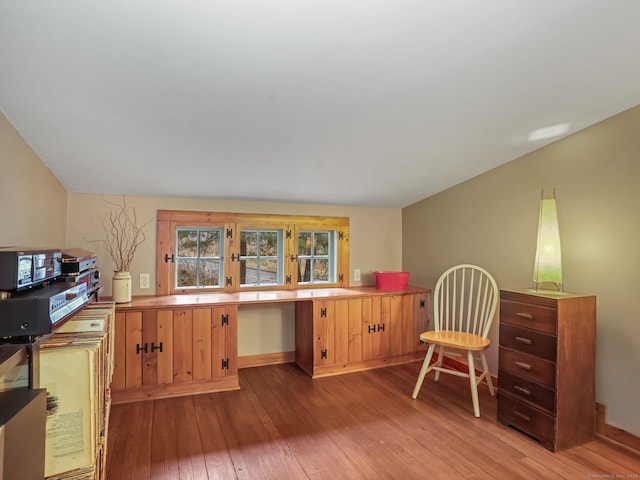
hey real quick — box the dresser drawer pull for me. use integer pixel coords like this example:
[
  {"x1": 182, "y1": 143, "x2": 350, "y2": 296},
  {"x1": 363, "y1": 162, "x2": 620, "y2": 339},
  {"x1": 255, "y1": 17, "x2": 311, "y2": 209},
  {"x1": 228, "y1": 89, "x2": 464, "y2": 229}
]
[
  {"x1": 515, "y1": 336, "x2": 533, "y2": 345},
  {"x1": 514, "y1": 385, "x2": 532, "y2": 397},
  {"x1": 513, "y1": 411, "x2": 532, "y2": 422},
  {"x1": 516, "y1": 312, "x2": 534, "y2": 320},
  {"x1": 514, "y1": 361, "x2": 532, "y2": 371}
]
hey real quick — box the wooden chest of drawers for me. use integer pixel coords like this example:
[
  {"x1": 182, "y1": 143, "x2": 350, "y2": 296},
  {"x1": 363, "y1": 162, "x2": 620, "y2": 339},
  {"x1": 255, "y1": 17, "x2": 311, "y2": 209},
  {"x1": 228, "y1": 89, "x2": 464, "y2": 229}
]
[{"x1": 497, "y1": 289, "x2": 596, "y2": 451}]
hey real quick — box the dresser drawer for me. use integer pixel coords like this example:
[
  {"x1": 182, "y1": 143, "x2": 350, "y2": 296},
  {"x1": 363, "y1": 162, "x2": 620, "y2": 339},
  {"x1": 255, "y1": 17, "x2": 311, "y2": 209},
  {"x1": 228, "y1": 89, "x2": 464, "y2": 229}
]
[
  {"x1": 500, "y1": 299, "x2": 557, "y2": 334},
  {"x1": 498, "y1": 369, "x2": 556, "y2": 414},
  {"x1": 499, "y1": 323, "x2": 556, "y2": 362},
  {"x1": 497, "y1": 392, "x2": 556, "y2": 450},
  {"x1": 499, "y1": 348, "x2": 556, "y2": 388}
]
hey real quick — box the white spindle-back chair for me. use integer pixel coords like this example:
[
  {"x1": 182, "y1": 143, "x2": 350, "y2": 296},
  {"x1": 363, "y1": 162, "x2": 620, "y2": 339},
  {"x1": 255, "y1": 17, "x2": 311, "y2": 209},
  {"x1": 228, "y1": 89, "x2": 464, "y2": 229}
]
[{"x1": 411, "y1": 264, "x2": 498, "y2": 417}]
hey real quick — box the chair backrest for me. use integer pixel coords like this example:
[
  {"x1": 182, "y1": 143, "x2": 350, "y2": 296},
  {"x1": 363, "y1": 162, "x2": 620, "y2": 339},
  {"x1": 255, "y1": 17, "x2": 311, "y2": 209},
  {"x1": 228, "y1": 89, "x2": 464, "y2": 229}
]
[{"x1": 433, "y1": 264, "x2": 498, "y2": 339}]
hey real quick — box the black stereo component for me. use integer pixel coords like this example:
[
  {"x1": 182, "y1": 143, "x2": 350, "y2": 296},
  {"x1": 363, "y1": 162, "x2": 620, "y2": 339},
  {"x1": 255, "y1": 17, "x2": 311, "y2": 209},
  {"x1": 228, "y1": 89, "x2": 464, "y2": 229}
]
[
  {"x1": 0, "y1": 282, "x2": 89, "y2": 338},
  {"x1": 61, "y1": 248, "x2": 97, "y2": 275},
  {"x1": 0, "y1": 247, "x2": 62, "y2": 292},
  {"x1": 56, "y1": 268, "x2": 101, "y2": 301}
]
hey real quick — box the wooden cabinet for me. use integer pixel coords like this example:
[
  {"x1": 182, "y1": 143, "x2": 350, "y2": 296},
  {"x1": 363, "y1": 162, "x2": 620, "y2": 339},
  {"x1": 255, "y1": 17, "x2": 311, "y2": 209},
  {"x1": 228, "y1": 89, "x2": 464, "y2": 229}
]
[
  {"x1": 497, "y1": 289, "x2": 596, "y2": 451},
  {"x1": 112, "y1": 286, "x2": 430, "y2": 402},
  {"x1": 111, "y1": 305, "x2": 238, "y2": 403},
  {"x1": 295, "y1": 291, "x2": 429, "y2": 378}
]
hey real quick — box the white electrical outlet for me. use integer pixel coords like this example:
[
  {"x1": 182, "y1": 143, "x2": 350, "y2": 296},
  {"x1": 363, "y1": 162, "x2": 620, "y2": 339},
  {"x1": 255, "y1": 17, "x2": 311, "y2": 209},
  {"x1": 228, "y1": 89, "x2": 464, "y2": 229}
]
[
  {"x1": 353, "y1": 269, "x2": 361, "y2": 281},
  {"x1": 139, "y1": 273, "x2": 150, "y2": 289}
]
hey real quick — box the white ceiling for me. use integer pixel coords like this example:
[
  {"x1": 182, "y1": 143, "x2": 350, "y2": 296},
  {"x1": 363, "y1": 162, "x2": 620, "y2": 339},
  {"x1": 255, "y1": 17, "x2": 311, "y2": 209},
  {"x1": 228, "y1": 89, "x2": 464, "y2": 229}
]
[{"x1": 1, "y1": 1, "x2": 640, "y2": 208}]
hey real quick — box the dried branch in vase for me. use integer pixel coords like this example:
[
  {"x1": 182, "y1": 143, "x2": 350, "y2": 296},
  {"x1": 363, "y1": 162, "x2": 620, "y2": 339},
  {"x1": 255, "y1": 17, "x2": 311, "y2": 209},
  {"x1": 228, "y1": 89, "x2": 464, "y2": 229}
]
[{"x1": 99, "y1": 196, "x2": 154, "y2": 272}]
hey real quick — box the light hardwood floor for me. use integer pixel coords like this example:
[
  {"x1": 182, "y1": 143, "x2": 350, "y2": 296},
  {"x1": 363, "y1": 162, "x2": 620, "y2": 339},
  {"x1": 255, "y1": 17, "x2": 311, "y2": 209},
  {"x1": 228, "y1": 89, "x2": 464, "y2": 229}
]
[{"x1": 106, "y1": 362, "x2": 640, "y2": 479}]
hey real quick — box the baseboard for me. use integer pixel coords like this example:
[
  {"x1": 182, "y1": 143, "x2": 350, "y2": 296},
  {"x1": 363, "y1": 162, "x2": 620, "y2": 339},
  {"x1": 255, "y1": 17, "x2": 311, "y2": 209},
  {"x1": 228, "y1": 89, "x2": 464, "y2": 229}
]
[
  {"x1": 238, "y1": 351, "x2": 296, "y2": 369},
  {"x1": 596, "y1": 402, "x2": 640, "y2": 453}
]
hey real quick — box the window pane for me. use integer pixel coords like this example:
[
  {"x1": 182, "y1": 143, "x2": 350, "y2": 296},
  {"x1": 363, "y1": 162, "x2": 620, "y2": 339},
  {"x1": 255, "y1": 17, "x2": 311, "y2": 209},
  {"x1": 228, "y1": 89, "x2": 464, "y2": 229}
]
[
  {"x1": 314, "y1": 232, "x2": 329, "y2": 255},
  {"x1": 298, "y1": 258, "x2": 311, "y2": 282},
  {"x1": 199, "y1": 230, "x2": 220, "y2": 257},
  {"x1": 240, "y1": 259, "x2": 257, "y2": 285},
  {"x1": 259, "y1": 259, "x2": 278, "y2": 284},
  {"x1": 177, "y1": 230, "x2": 199, "y2": 257},
  {"x1": 177, "y1": 259, "x2": 197, "y2": 287},
  {"x1": 299, "y1": 232, "x2": 311, "y2": 256},
  {"x1": 313, "y1": 259, "x2": 329, "y2": 281},
  {"x1": 200, "y1": 259, "x2": 220, "y2": 286},
  {"x1": 241, "y1": 231, "x2": 257, "y2": 256},
  {"x1": 260, "y1": 231, "x2": 278, "y2": 256}
]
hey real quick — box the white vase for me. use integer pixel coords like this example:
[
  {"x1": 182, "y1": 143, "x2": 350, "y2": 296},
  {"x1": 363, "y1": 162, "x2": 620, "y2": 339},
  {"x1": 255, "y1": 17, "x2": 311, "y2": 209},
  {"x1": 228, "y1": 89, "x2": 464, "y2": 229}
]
[{"x1": 112, "y1": 271, "x2": 132, "y2": 303}]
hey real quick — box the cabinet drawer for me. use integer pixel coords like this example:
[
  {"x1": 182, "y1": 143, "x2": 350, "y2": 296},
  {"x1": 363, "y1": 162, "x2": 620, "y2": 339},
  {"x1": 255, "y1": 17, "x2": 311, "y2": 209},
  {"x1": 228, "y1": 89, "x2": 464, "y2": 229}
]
[
  {"x1": 497, "y1": 392, "x2": 556, "y2": 450},
  {"x1": 499, "y1": 323, "x2": 556, "y2": 362},
  {"x1": 499, "y1": 348, "x2": 555, "y2": 388},
  {"x1": 500, "y1": 300, "x2": 557, "y2": 334},
  {"x1": 498, "y1": 369, "x2": 556, "y2": 414}
]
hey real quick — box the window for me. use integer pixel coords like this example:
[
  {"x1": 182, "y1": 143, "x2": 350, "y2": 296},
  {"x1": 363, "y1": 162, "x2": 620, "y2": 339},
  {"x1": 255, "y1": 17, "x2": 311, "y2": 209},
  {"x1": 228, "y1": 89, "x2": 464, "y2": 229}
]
[
  {"x1": 175, "y1": 227, "x2": 224, "y2": 289},
  {"x1": 156, "y1": 210, "x2": 350, "y2": 295},
  {"x1": 297, "y1": 230, "x2": 335, "y2": 284},
  {"x1": 240, "y1": 229, "x2": 283, "y2": 286}
]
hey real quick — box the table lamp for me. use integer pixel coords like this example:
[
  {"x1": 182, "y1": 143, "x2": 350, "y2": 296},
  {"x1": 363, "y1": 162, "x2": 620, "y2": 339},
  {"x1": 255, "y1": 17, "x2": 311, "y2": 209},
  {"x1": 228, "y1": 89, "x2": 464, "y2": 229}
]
[{"x1": 533, "y1": 189, "x2": 563, "y2": 292}]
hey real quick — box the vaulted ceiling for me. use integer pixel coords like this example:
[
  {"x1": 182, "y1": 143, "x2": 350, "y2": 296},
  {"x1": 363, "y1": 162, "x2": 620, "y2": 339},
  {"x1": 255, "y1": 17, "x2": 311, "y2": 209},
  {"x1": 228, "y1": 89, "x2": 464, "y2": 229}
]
[{"x1": 1, "y1": 1, "x2": 639, "y2": 207}]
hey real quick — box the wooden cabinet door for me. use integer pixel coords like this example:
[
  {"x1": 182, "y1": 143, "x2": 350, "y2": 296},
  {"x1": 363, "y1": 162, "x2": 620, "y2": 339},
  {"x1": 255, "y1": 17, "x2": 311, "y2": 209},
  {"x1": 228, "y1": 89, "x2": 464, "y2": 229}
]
[{"x1": 115, "y1": 309, "x2": 174, "y2": 389}]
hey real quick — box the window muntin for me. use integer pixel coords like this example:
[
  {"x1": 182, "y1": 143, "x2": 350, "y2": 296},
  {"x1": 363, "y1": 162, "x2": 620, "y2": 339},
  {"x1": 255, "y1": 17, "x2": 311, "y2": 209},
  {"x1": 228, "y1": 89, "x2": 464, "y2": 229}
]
[
  {"x1": 175, "y1": 227, "x2": 224, "y2": 289},
  {"x1": 240, "y1": 229, "x2": 283, "y2": 287},
  {"x1": 297, "y1": 230, "x2": 335, "y2": 284}
]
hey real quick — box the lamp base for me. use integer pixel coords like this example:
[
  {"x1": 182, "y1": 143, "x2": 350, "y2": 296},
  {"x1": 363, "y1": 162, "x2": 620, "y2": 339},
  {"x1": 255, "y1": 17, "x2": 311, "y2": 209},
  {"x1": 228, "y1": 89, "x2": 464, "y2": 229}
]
[{"x1": 534, "y1": 281, "x2": 563, "y2": 293}]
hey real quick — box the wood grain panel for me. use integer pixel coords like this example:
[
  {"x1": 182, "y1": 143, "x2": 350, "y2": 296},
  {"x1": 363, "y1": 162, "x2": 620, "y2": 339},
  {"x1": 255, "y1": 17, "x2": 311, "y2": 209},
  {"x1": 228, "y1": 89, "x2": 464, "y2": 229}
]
[
  {"x1": 156, "y1": 310, "x2": 173, "y2": 385},
  {"x1": 111, "y1": 312, "x2": 126, "y2": 389},
  {"x1": 347, "y1": 298, "x2": 363, "y2": 362},
  {"x1": 192, "y1": 308, "x2": 212, "y2": 380},
  {"x1": 388, "y1": 295, "x2": 404, "y2": 356},
  {"x1": 173, "y1": 309, "x2": 193, "y2": 383},
  {"x1": 142, "y1": 310, "x2": 158, "y2": 386},
  {"x1": 334, "y1": 299, "x2": 349, "y2": 364},
  {"x1": 124, "y1": 311, "x2": 142, "y2": 389}
]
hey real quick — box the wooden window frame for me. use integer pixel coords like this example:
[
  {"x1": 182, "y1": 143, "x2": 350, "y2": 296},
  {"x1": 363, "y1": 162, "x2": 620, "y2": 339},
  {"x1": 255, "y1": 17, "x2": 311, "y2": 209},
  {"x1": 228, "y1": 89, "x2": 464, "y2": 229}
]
[{"x1": 156, "y1": 210, "x2": 350, "y2": 295}]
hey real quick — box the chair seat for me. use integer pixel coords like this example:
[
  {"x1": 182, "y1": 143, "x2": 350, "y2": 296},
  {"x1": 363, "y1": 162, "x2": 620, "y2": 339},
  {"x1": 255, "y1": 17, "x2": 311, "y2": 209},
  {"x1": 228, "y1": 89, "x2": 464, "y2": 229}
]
[{"x1": 420, "y1": 330, "x2": 491, "y2": 352}]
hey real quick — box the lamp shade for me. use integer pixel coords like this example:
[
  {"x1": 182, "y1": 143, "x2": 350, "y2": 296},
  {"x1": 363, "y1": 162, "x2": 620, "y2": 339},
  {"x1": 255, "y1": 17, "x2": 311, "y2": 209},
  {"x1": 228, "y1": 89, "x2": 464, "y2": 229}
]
[{"x1": 533, "y1": 193, "x2": 563, "y2": 291}]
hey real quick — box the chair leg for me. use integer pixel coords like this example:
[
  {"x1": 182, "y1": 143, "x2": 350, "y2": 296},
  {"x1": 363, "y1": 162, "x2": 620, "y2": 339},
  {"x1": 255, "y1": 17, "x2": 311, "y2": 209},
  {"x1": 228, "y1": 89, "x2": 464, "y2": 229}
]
[
  {"x1": 480, "y1": 352, "x2": 495, "y2": 396},
  {"x1": 467, "y1": 350, "x2": 480, "y2": 417},
  {"x1": 412, "y1": 344, "x2": 436, "y2": 399},
  {"x1": 434, "y1": 345, "x2": 445, "y2": 381}
]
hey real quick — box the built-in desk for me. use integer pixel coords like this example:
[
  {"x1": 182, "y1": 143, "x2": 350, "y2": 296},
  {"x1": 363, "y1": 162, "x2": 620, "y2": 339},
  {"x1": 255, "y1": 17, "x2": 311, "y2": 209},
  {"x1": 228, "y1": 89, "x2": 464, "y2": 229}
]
[{"x1": 111, "y1": 286, "x2": 430, "y2": 404}]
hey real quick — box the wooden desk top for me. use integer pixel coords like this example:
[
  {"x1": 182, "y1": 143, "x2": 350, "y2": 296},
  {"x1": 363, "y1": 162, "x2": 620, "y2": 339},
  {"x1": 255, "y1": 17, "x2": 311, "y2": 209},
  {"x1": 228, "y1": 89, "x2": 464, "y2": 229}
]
[{"x1": 113, "y1": 285, "x2": 430, "y2": 311}]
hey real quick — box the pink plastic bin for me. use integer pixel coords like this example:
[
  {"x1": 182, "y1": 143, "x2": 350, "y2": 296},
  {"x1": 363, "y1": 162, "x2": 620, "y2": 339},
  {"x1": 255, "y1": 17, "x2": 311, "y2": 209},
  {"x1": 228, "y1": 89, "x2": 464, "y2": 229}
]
[{"x1": 374, "y1": 271, "x2": 409, "y2": 290}]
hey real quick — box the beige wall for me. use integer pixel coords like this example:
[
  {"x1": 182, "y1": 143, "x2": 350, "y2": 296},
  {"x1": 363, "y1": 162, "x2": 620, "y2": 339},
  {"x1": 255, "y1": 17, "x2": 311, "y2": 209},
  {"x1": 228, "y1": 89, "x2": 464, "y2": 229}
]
[
  {"x1": 403, "y1": 105, "x2": 640, "y2": 436},
  {"x1": 66, "y1": 193, "x2": 403, "y2": 355},
  {"x1": 0, "y1": 112, "x2": 68, "y2": 247}
]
